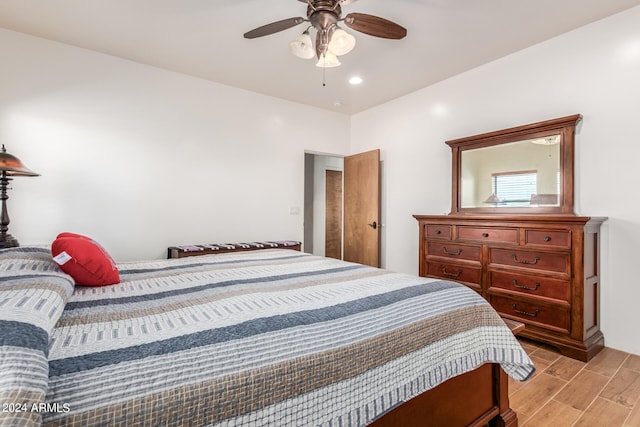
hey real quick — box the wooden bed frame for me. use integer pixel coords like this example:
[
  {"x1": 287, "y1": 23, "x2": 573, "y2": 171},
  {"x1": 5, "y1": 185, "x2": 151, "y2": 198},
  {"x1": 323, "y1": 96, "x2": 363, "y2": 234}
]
[
  {"x1": 371, "y1": 363, "x2": 516, "y2": 426},
  {"x1": 372, "y1": 318, "x2": 525, "y2": 426}
]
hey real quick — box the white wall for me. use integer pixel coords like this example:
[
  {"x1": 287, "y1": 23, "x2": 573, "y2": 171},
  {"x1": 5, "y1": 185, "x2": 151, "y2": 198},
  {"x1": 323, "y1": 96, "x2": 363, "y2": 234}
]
[
  {"x1": 0, "y1": 28, "x2": 351, "y2": 260},
  {"x1": 351, "y1": 6, "x2": 640, "y2": 355}
]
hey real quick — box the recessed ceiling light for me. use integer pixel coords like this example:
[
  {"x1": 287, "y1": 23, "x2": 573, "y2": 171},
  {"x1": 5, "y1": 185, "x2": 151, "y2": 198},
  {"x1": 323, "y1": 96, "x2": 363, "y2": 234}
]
[
  {"x1": 349, "y1": 76, "x2": 363, "y2": 85},
  {"x1": 333, "y1": 101, "x2": 343, "y2": 107},
  {"x1": 431, "y1": 104, "x2": 449, "y2": 117}
]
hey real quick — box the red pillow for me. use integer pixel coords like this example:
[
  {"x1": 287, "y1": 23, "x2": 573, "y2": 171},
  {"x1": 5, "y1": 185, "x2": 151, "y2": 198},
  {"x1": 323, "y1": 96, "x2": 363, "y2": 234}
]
[{"x1": 51, "y1": 233, "x2": 120, "y2": 286}]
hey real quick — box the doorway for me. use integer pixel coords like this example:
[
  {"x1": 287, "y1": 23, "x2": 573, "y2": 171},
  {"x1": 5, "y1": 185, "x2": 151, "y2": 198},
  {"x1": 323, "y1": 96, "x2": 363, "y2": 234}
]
[
  {"x1": 303, "y1": 153, "x2": 344, "y2": 258},
  {"x1": 303, "y1": 150, "x2": 381, "y2": 267}
]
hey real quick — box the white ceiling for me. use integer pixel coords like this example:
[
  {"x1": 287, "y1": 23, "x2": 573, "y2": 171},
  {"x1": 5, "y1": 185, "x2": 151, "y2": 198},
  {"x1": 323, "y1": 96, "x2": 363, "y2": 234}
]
[{"x1": 1, "y1": 0, "x2": 639, "y2": 115}]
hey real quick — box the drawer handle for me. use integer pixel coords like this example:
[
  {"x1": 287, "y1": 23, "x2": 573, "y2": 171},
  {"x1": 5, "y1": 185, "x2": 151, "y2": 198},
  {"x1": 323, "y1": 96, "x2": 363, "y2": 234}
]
[
  {"x1": 512, "y1": 304, "x2": 540, "y2": 317},
  {"x1": 543, "y1": 236, "x2": 551, "y2": 242},
  {"x1": 435, "y1": 230, "x2": 442, "y2": 235},
  {"x1": 512, "y1": 279, "x2": 540, "y2": 291},
  {"x1": 512, "y1": 254, "x2": 540, "y2": 265},
  {"x1": 442, "y1": 247, "x2": 462, "y2": 256},
  {"x1": 441, "y1": 267, "x2": 462, "y2": 278},
  {"x1": 482, "y1": 233, "x2": 489, "y2": 238}
]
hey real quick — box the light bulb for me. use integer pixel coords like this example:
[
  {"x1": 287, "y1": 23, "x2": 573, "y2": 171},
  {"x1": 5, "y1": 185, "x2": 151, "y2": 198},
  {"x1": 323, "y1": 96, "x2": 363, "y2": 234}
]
[
  {"x1": 316, "y1": 51, "x2": 341, "y2": 68},
  {"x1": 328, "y1": 29, "x2": 356, "y2": 56},
  {"x1": 289, "y1": 31, "x2": 315, "y2": 59}
]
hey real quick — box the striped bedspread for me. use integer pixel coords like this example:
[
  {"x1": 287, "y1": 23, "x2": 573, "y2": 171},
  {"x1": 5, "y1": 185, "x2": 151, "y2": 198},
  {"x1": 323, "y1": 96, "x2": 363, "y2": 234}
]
[{"x1": 1, "y1": 246, "x2": 534, "y2": 426}]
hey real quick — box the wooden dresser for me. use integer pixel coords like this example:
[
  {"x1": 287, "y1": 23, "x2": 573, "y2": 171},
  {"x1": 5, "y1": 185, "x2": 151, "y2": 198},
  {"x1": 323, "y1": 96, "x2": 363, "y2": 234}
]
[{"x1": 414, "y1": 214, "x2": 606, "y2": 361}]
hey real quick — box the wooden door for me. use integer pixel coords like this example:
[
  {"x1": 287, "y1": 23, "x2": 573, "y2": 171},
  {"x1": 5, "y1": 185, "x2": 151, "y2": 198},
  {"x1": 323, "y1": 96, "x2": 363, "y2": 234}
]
[
  {"x1": 325, "y1": 170, "x2": 343, "y2": 259},
  {"x1": 343, "y1": 149, "x2": 380, "y2": 267}
]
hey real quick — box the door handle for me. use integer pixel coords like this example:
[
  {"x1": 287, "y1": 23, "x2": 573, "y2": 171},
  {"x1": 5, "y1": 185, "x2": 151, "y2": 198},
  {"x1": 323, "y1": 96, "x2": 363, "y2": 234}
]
[{"x1": 368, "y1": 221, "x2": 378, "y2": 230}]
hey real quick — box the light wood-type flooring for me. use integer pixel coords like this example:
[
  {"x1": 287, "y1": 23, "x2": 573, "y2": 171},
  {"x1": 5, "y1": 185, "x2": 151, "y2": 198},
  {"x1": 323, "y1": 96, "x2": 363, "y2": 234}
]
[{"x1": 510, "y1": 338, "x2": 640, "y2": 426}]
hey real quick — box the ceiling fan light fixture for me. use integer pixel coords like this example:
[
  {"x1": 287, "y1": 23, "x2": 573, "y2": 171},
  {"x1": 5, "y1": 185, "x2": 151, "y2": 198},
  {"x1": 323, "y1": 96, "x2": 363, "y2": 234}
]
[
  {"x1": 328, "y1": 28, "x2": 356, "y2": 56},
  {"x1": 244, "y1": 1, "x2": 407, "y2": 68},
  {"x1": 530, "y1": 135, "x2": 561, "y2": 145},
  {"x1": 315, "y1": 51, "x2": 341, "y2": 68},
  {"x1": 289, "y1": 30, "x2": 315, "y2": 59}
]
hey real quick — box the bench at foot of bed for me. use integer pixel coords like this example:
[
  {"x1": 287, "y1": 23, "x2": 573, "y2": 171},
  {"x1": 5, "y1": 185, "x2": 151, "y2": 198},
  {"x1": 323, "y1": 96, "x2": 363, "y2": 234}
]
[{"x1": 167, "y1": 240, "x2": 301, "y2": 258}]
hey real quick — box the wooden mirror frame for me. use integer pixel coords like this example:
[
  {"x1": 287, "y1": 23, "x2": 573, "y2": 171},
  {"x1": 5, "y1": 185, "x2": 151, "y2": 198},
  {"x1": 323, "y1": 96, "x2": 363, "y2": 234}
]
[{"x1": 447, "y1": 114, "x2": 582, "y2": 215}]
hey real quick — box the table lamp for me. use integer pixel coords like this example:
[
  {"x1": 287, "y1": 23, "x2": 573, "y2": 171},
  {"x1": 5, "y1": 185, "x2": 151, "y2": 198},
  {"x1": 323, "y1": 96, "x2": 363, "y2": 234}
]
[{"x1": 0, "y1": 145, "x2": 39, "y2": 248}]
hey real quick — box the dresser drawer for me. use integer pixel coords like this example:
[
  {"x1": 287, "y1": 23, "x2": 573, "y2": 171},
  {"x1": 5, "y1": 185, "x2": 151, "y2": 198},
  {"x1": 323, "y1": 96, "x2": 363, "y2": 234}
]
[
  {"x1": 489, "y1": 270, "x2": 570, "y2": 302},
  {"x1": 425, "y1": 224, "x2": 451, "y2": 239},
  {"x1": 490, "y1": 295, "x2": 570, "y2": 332},
  {"x1": 457, "y1": 226, "x2": 518, "y2": 244},
  {"x1": 489, "y1": 248, "x2": 569, "y2": 274},
  {"x1": 524, "y1": 229, "x2": 571, "y2": 248},
  {"x1": 426, "y1": 241, "x2": 481, "y2": 262},
  {"x1": 426, "y1": 260, "x2": 481, "y2": 286}
]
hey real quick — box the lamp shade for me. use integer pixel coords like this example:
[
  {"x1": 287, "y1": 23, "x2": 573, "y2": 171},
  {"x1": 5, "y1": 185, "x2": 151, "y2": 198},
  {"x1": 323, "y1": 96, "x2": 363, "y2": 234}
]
[
  {"x1": 316, "y1": 51, "x2": 341, "y2": 68},
  {"x1": 289, "y1": 31, "x2": 315, "y2": 59},
  {"x1": 484, "y1": 193, "x2": 502, "y2": 204},
  {"x1": 329, "y1": 29, "x2": 356, "y2": 56},
  {"x1": 0, "y1": 145, "x2": 39, "y2": 176}
]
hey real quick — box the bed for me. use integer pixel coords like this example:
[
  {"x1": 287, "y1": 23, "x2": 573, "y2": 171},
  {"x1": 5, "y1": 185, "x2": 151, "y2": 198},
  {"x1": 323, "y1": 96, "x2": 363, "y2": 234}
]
[{"x1": 0, "y1": 246, "x2": 534, "y2": 426}]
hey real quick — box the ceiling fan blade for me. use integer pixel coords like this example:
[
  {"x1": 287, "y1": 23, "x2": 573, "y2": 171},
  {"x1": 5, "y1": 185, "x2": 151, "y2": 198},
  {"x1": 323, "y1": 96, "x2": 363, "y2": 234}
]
[
  {"x1": 343, "y1": 13, "x2": 407, "y2": 39},
  {"x1": 243, "y1": 17, "x2": 305, "y2": 39}
]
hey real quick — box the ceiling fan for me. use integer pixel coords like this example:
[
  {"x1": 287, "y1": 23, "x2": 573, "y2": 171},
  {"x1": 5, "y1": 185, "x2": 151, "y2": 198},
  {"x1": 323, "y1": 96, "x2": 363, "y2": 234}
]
[{"x1": 243, "y1": 0, "x2": 407, "y2": 67}]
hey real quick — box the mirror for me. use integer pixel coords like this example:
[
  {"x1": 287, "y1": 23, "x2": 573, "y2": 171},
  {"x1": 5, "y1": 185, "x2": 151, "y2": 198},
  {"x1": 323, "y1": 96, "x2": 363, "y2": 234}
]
[
  {"x1": 447, "y1": 114, "x2": 581, "y2": 214},
  {"x1": 461, "y1": 136, "x2": 560, "y2": 208}
]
